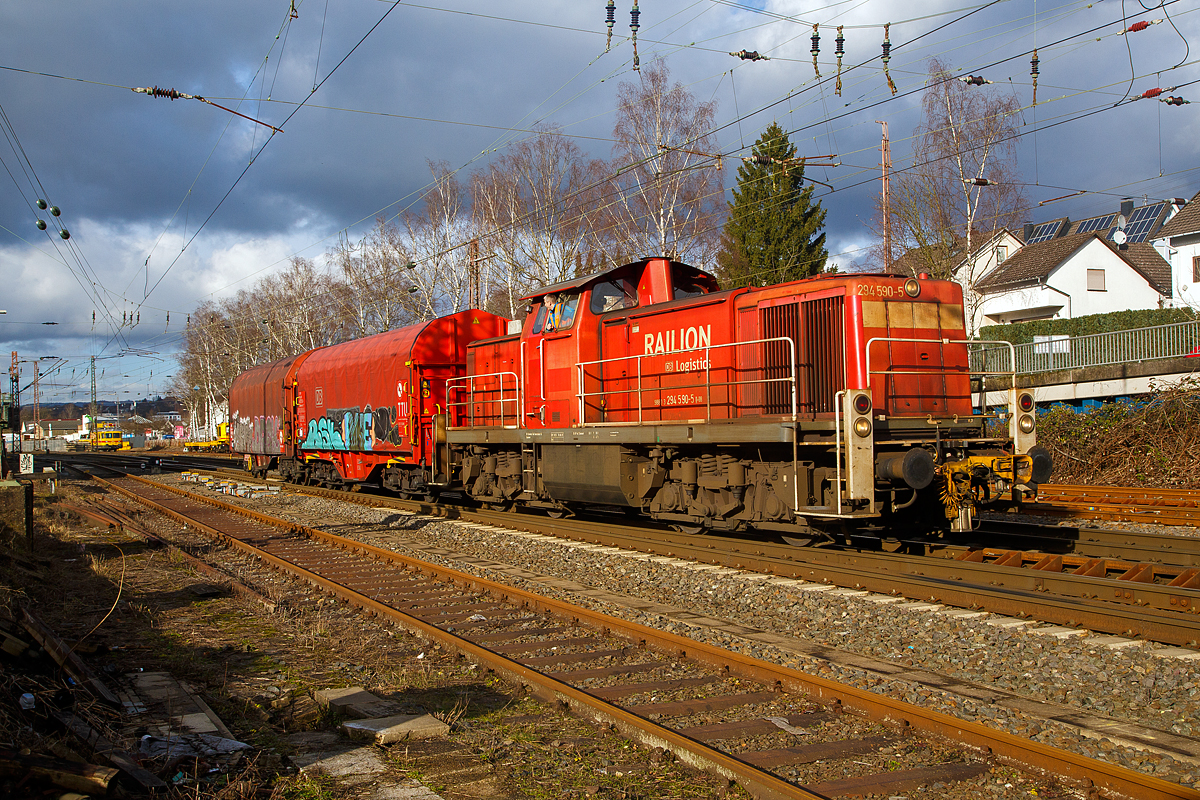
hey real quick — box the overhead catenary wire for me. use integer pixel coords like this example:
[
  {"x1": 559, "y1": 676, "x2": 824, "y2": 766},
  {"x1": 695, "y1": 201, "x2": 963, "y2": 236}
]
[
  {"x1": 137, "y1": 0, "x2": 409, "y2": 308},
  {"x1": 131, "y1": 86, "x2": 283, "y2": 132}
]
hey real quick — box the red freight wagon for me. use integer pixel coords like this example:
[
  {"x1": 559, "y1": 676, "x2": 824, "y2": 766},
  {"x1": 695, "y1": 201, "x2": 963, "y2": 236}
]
[
  {"x1": 229, "y1": 353, "x2": 315, "y2": 475},
  {"x1": 291, "y1": 309, "x2": 509, "y2": 493},
  {"x1": 231, "y1": 309, "x2": 508, "y2": 493}
]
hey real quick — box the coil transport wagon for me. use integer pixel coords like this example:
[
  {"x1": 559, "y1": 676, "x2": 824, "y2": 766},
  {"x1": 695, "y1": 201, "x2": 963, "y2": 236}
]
[{"x1": 229, "y1": 309, "x2": 510, "y2": 495}]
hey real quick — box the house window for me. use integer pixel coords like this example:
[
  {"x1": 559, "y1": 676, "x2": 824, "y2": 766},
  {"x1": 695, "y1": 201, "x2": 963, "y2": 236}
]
[
  {"x1": 1087, "y1": 269, "x2": 1106, "y2": 291},
  {"x1": 996, "y1": 245, "x2": 1008, "y2": 263},
  {"x1": 1193, "y1": 255, "x2": 1200, "y2": 283}
]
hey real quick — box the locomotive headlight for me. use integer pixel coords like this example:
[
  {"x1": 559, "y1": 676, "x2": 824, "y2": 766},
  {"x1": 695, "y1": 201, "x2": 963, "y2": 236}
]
[
  {"x1": 853, "y1": 418, "x2": 873, "y2": 438},
  {"x1": 853, "y1": 393, "x2": 872, "y2": 415},
  {"x1": 1017, "y1": 392, "x2": 1035, "y2": 413},
  {"x1": 904, "y1": 278, "x2": 921, "y2": 297},
  {"x1": 1018, "y1": 414, "x2": 1035, "y2": 434}
]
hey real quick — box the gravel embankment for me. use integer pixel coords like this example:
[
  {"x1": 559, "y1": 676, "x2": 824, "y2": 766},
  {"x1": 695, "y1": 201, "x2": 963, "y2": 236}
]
[{"x1": 160, "y1": 475, "x2": 1200, "y2": 790}]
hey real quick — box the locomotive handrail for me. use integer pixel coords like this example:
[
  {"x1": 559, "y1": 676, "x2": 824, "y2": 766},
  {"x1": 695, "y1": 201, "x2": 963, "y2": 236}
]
[
  {"x1": 865, "y1": 336, "x2": 1017, "y2": 397},
  {"x1": 576, "y1": 336, "x2": 801, "y2": 512},
  {"x1": 446, "y1": 371, "x2": 520, "y2": 429},
  {"x1": 574, "y1": 336, "x2": 800, "y2": 428}
]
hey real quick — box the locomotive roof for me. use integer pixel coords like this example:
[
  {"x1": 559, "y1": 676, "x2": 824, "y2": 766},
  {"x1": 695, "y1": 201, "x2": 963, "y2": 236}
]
[{"x1": 519, "y1": 258, "x2": 712, "y2": 302}]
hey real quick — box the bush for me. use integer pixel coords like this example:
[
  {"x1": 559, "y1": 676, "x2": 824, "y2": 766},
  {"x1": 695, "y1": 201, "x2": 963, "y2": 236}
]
[
  {"x1": 980, "y1": 307, "x2": 1198, "y2": 345},
  {"x1": 1038, "y1": 378, "x2": 1200, "y2": 487}
]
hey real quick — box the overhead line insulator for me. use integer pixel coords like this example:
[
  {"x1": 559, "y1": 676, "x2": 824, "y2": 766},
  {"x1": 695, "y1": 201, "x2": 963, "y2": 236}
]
[{"x1": 1123, "y1": 19, "x2": 1162, "y2": 34}]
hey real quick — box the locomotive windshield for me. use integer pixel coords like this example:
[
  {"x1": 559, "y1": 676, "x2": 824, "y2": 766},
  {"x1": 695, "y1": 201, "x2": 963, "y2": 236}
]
[{"x1": 672, "y1": 265, "x2": 717, "y2": 299}]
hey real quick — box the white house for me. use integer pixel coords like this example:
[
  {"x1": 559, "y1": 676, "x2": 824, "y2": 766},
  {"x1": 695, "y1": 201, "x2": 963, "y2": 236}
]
[
  {"x1": 951, "y1": 198, "x2": 1185, "y2": 333},
  {"x1": 952, "y1": 228, "x2": 1025, "y2": 333},
  {"x1": 1151, "y1": 189, "x2": 1200, "y2": 307},
  {"x1": 972, "y1": 231, "x2": 1171, "y2": 327}
]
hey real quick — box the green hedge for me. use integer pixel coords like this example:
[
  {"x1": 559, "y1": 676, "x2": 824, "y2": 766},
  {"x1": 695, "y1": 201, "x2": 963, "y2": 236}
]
[{"x1": 978, "y1": 307, "x2": 1198, "y2": 345}]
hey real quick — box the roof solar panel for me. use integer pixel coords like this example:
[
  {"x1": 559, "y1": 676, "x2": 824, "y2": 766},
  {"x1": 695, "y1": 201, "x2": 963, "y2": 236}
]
[
  {"x1": 1075, "y1": 214, "x2": 1115, "y2": 234},
  {"x1": 1124, "y1": 202, "x2": 1166, "y2": 242},
  {"x1": 1026, "y1": 220, "x2": 1063, "y2": 243}
]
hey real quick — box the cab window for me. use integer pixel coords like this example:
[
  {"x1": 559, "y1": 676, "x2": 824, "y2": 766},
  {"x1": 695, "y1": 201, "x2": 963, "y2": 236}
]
[
  {"x1": 590, "y1": 278, "x2": 637, "y2": 314},
  {"x1": 534, "y1": 292, "x2": 580, "y2": 334},
  {"x1": 673, "y1": 272, "x2": 711, "y2": 300}
]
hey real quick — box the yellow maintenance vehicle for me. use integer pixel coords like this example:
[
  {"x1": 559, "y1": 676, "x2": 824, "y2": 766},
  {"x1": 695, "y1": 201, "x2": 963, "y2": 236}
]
[
  {"x1": 92, "y1": 424, "x2": 130, "y2": 451},
  {"x1": 184, "y1": 422, "x2": 230, "y2": 453}
]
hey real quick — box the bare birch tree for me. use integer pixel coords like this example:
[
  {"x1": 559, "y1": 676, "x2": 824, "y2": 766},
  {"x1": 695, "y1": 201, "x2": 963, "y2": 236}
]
[
  {"x1": 395, "y1": 160, "x2": 473, "y2": 319},
  {"x1": 471, "y1": 126, "x2": 605, "y2": 317},
  {"x1": 265, "y1": 257, "x2": 343, "y2": 353},
  {"x1": 604, "y1": 60, "x2": 725, "y2": 268},
  {"x1": 330, "y1": 219, "x2": 419, "y2": 337},
  {"x1": 870, "y1": 57, "x2": 1025, "y2": 321}
]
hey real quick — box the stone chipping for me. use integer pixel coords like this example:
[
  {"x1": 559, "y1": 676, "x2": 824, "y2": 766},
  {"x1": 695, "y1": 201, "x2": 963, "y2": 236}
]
[{"x1": 151, "y1": 474, "x2": 1200, "y2": 791}]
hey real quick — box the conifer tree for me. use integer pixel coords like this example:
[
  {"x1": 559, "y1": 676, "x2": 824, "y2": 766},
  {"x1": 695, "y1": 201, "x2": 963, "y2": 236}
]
[{"x1": 717, "y1": 122, "x2": 828, "y2": 287}]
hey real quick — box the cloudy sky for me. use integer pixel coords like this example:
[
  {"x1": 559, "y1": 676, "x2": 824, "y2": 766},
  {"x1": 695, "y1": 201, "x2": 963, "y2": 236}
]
[{"x1": 1, "y1": 0, "x2": 1197, "y2": 404}]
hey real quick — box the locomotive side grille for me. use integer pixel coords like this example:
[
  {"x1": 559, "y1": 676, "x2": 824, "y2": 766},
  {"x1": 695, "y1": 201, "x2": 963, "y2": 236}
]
[
  {"x1": 760, "y1": 303, "x2": 798, "y2": 415},
  {"x1": 759, "y1": 296, "x2": 845, "y2": 417},
  {"x1": 801, "y1": 295, "x2": 844, "y2": 415}
]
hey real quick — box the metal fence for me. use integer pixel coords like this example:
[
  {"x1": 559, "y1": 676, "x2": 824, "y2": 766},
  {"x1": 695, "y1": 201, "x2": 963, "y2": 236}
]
[{"x1": 969, "y1": 319, "x2": 1200, "y2": 376}]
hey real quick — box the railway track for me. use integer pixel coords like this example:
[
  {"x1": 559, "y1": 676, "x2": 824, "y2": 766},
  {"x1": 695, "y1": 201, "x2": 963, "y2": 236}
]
[
  {"x1": 52, "y1": 454, "x2": 1200, "y2": 646},
  {"x1": 248, "y1": 480, "x2": 1200, "y2": 647},
  {"x1": 1028, "y1": 485, "x2": 1200, "y2": 527},
  {"x1": 80, "y1": 470, "x2": 1198, "y2": 800}
]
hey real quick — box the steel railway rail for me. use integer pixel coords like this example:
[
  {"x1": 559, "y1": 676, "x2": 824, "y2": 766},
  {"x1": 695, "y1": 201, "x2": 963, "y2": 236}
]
[
  {"x1": 81, "y1": 470, "x2": 1198, "y2": 800},
  {"x1": 256, "y1": 479, "x2": 1200, "y2": 647},
  {"x1": 976, "y1": 518, "x2": 1200, "y2": 566}
]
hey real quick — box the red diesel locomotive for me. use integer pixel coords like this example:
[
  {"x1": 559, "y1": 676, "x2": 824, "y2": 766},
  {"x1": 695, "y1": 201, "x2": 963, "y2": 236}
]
[{"x1": 229, "y1": 257, "x2": 1051, "y2": 538}]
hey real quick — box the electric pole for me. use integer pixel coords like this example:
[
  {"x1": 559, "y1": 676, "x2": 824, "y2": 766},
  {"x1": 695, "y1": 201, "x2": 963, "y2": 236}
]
[
  {"x1": 10, "y1": 352, "x2": 20, "y2": 457},
  {"x1": 468, "y1": 238, "x2": 481, "y2": 309},
  {"x1": 32, "y1": 359, "x2": 39, "y2": 439},
  {"x1": 90, "y1": 355, "x2": 98, "y2": 447}
]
